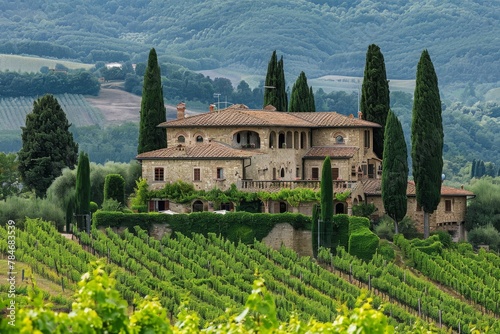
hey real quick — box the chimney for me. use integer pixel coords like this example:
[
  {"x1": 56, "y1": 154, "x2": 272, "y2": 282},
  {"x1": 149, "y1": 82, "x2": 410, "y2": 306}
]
[
  {"x1": 358, "y1": 111, "x2": 363, "y2": 119},
  {"x1": 209, "y1": 104, "x2": 215, "y2": 112},
  {"x1": 177, "y1": 102, "x2": 186, "y2": 119}
]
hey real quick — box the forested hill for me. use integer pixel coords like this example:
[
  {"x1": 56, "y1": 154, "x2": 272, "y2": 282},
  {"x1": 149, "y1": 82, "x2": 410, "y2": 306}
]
[{"x1": 0, "y1": 0, "x2": 498, "y2": 84}]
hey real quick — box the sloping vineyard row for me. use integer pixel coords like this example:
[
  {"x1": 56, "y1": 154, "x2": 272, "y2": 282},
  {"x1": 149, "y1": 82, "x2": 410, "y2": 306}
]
[{"x1": 318, "y1": 245, "x2": 499, "y2": 333}]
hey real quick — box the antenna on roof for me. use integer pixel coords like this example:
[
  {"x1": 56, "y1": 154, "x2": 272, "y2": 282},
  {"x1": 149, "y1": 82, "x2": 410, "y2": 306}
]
[{"x1": 213, "y1": 93, "x2": 221, "y2": 111}]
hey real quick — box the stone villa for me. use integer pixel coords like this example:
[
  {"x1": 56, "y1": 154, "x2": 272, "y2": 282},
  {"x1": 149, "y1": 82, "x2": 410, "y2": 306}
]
[{"x1": 136, "y1": 103, "x2": 474, "y2": 239}]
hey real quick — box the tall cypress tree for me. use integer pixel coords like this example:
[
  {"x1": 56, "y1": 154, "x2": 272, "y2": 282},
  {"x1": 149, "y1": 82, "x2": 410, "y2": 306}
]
[
  {"x1": 289, "y1": 71, "x2": 315, "y2": 112},
  {"x1": 471, "y1": 159, "x2": 476, "y2": 179},
  {"x1": 381, "y1": 110, "x2": 408, "y2": 234},
  {"x1": 18, "y1": 94, "x2": 78, "y2": 198},
  {"x1": 138, "y1": 48, "x2": 167, "y2": 154},
  {"x1": 360, "y1": 44, "x2": 390, "y2": 159},
  {"x1": 75, "y1": 151, "x2": 91, "y2": 230},
  {"x1": 263, "y1": 51, "x2": 287, "y2": 112},
  {"x1": 311, "y1": 203, "x2": 320, "y2": 258},
  {"x1": 320, "y1": 156, "x2": 333, "y2": 248},
  {"x1": 411, "y1": 49, "x2": 443, "y2": 239}
]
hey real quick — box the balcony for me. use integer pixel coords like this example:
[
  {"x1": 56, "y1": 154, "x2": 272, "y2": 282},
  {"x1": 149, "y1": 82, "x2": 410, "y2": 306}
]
[{"x1": 238, "y1": 179, "x2": 357, "y2": 192}]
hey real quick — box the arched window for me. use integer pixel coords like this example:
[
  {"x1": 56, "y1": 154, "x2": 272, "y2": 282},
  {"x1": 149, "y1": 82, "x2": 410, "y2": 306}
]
[
  {"x1": 286, "y1": 131, "x2": 293, "y2": 148},
  {"x1": 280, "y1": 168, "x2": 285, "y2": 178},
  {"x1": 196, "y1": 135, "x2": 203, "y2": 143},
  {"x1": 278, "y1": 132, "x2": 286, "y2": 148},
  {"x1": 335, "y1": 135, "x2": 344, "y2": 144},
  {"x1": 177, "y1": 135, "x2": 185, "y2": 143},
  {"x1": 236, "y1": 133, "x2": 241, "y2": 143},
  {"x1": 269, "y1": 131, "x2": 276, "y2": 148},
  {"x1": 300, "y1": 131, "x2": 307, "y2": 149},
  {"x1": 294, "y1": 131, "x2": 299, "y2": 149}
]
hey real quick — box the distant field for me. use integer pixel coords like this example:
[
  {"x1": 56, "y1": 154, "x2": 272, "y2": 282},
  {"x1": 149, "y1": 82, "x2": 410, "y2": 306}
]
[
  {"x1": 198, "y1": 67, "x2": 415, "y2": 93},
  {"x1": 0, "y1": 54, "x2": 93, "y2": 73},
  {"x1": 0, "y1": 94, "x2": 104, "y2": 131}
]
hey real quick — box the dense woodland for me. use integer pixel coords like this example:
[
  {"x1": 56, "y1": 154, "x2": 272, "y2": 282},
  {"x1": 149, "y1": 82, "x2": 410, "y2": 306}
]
[{"x1": 0, "y1": 0, "x2": 498, "y2": 84}]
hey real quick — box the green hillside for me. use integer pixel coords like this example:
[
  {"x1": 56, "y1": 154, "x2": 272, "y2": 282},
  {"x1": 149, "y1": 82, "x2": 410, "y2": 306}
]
[
  {"x1": 1, "y1": 219, "x2": 499, "y2": 332},
  {"x1": 0, "y1": 0, "x2": 498, "y2": 84}
]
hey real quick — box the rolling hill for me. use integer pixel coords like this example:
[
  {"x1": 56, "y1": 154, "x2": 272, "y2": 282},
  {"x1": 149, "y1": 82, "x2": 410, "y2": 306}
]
[{"x1": 0, "y1": 0, "x2": 498, "y2": 85}]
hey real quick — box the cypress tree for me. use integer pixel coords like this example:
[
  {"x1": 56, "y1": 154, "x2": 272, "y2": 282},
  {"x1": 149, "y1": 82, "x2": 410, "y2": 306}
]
[
  {"x1": 104, "y1": 174, "x2": 126, "y2": 206},
  {"x1": 381, "y1": 110, "x2": 408, "y2": 234},
  {"x1": 289, "y1": 71, "x2": 315, "y2": 112},
  {"x1": 411, "y1": 50, "x2": 443, "y2": 239},
  {"x1": 360, "y1": 44, "x2": 390, "y2": 159},
  {"x1": 471, "y1": 159, "x2": 476, "y2": 179},
  {"x1": 311, "y1": 203, "x2": 320, "y2": 258},
  {"x1": 75, "y1": 151, "x2": 91, "y2": 230},
  {"x1": 18, "y1": 94, "x2": 78, "y2": 198},
  {"x1": 263, "y1": 51, "x2": 287, "y2": 112},
  {"x1": 138, "y1": 48, "x2": 167, "y2": 154},
  {"x1": 320, "y1": 156, "x2": 333, "y2": 248}
]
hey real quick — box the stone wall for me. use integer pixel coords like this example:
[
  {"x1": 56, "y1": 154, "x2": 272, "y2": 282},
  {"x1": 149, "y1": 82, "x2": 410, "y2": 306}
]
[{"x1": 261, "y1": 223, "x2": 313, "y2": 257}]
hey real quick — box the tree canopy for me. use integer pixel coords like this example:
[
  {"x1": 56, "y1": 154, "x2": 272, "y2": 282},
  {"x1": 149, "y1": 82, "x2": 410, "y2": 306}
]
[
  {"x1": 138, "y1": 48, "x2": 167, "y2": 154},
  {"x1": 360, "y1": 44, "x2": 390, "y2": 159},
  {"x1": 411, "y1": 50, "x2": 443, "y2": 238},
  {"x1": 289, "y1": 71, "x2": 315, "y2": 112},
  {"x1": 18, "y1": 94, "x2": 78, "y2": 198},
  {"x1": 381, "y1": 110, "x2": 408, "y2": 233},
  {"x1": 263, "y1": 51, "x2": 287, "y2": 112}
]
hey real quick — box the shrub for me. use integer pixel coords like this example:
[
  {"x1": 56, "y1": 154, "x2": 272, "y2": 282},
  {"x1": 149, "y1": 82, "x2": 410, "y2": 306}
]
[
  {"x1": 377, "y1": 240, "x2": 395, "y2": 261},
  {"x1": 468, "y1": 224, "x2": 500, "y2": 251},
  {"x1": 332, "y1": 214, "x2": 350, "y2": 252},
  {"x1": 430, "y1": 230, "x2": 452, "y2": 248},
  {"x1": 89, "y1": 201, "x2": 98, "y2": 213},
  {"x1": 348, "y1": 216, "x2": 370, "y2": 235},
  {"x1": 348, "y1": 228, "x2": 379, "y2": 262},
  {"x1": 351, "y1": 203, "x2": 377, "y2": 218},
  {"x1": 398, "y1": 216, "x2": 419, "y2": 239},
  {"x1": 101, "y1": 199, "x2": 123, "y2": 212},
  {"x1": 104, "y1": 174, "x2": 126, "y2": 206},
  {"x1": 0, "y1": 197, "x2": 65, "y2": 230},
  {"x1": 374, "y1": 218, "x2": 394, "y2": 241}
]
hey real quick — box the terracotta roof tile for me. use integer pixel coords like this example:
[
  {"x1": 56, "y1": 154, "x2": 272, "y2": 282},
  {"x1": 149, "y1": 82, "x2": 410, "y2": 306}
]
[
  {"x1": 363, "y1": 179, "x2": 475, "y2": 197},
  {"x1": 136, "y1": 142, "x2": 258, "y2": 160},
  {"x1": 159, "y1": 105, "x2": 380, "y2": 128},
  {"x1": 292, "y1": 112, "x2": 382, "y2": 128},
  {"x1": 304, "y1": 146, "x2": 359, "y2": 159}
]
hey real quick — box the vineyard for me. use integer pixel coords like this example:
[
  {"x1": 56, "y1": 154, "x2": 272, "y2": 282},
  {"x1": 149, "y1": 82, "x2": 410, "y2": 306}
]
[
  {"x1": 1, "y1": 219, "x2": 500, "y2": 333},
  {"x1": 0, "y1": 93, "x2": 104, "y2": 130}
]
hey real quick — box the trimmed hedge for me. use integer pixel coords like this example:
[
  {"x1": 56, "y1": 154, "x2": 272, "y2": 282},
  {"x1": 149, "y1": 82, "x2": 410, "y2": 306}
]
[
  {"x1": 347, "y1": 216, "x2": 379, "y2": 262},
  {"x1": 348, "y1": 228, "x2": 379, "y2": 262},
  {"x1": 348, "y1": 216, "x2": 370, "y2": 235},
  {"x1": 93, "y1": 210, "x2": 311, "y2": 244},
  {"x1": 332, "y1": 214, "x2": 350, "y2": 253}
]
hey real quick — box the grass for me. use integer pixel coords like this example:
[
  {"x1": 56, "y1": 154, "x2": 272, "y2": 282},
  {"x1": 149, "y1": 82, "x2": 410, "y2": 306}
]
[
  {"x1": 0, "y1": 258, "x2": 74, "y2": 301},
  {"x1": 0, "y1": 54, "x2": 93, "y2": 73}
]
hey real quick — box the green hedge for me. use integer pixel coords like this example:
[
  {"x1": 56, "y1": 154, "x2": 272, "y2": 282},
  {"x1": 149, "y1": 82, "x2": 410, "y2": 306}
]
[
  {"x1": 347, "y1": 216, "x2": 379, "y2": 262},
  {"x1": 332, "y1": 214, "x2": 350, "y2": 253},
  {"x1": 348, "y1": 216, "x2": 370, "y2": 235},
  {"x1": 93, "y1": 210, "x2": 311, "y2": 244},
  {"x1": 348, "y1": 228, "x2": 379, "y2": 262}
]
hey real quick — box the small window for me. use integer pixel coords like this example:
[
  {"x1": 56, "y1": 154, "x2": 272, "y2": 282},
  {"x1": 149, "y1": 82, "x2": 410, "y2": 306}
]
[
  {"x1": 364, "y1": 130, "x2": 370, "y2": 148},
  {"x1": 336, "y1": 135, "x2": 344, "y2": 144},
  {"x1": 154, "y1": 168, "x2": 164, "y2": 181},
  {"x1": 296, "y1": 167, "x2": 300, "y2": 178},
  {"x1": 196, "y1": 135, "x2": 203, "y2": 143},
  {"x1": 280, "y1": 168, "x2": 285, "y2": 178},
  {"x1": 216, "y1": 167, "x2": 224, "y2": 179},
  {"x1": 445, "y1": 199, "x2": 452, "y2": 212},
  {"x1": 193, "y1": 168, "x2": 201, "y2": 181},
  {"x1": 312, "y1": 167, "x2": 319, "y2": 180},
  {"x1": 177, "y1": 135, "x2": 185, "y2": 143}
]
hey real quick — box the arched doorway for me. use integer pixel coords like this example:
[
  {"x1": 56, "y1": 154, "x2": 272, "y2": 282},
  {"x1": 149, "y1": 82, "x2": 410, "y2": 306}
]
[
  {"x1": 192, "y1": 200, "x2": 204, "y2": 212},
  {"x1": 279, "y1": 202, "x2": 287, "y2": 213},
  {"x1": 335, "y1": 203, "x2": 346, "y2": 214}
]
